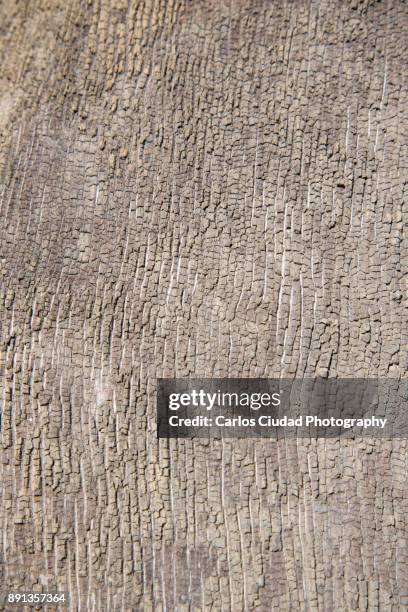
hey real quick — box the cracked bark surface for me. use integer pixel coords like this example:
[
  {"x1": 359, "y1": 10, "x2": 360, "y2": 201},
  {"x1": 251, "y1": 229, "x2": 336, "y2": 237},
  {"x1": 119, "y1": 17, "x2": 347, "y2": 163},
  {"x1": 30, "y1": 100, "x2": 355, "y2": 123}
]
[{"x1": 1, "y1": 0, "x2": 407, "y2": 610}]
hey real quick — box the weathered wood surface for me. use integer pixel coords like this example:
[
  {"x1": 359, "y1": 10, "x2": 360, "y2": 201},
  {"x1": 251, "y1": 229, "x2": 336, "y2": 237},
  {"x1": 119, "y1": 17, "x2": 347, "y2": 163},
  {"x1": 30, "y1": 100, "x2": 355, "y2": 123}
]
[{"x1": 1, "y1": 0, "x2": 407, "y2": 610}]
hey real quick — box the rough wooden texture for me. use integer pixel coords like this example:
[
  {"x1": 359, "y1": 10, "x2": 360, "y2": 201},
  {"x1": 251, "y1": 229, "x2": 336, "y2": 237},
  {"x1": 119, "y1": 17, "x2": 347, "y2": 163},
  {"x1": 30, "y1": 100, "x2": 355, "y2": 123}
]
[{"x1": 1, "y1": 0, "x2": 407, "y2": 610}]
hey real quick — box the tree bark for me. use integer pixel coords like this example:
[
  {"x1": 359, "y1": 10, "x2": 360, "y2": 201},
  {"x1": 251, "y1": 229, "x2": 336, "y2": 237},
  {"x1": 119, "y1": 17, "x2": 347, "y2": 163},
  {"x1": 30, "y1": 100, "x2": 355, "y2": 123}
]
[{"x1": 1, "y1": 0, "x2": 407, "y2": 609}]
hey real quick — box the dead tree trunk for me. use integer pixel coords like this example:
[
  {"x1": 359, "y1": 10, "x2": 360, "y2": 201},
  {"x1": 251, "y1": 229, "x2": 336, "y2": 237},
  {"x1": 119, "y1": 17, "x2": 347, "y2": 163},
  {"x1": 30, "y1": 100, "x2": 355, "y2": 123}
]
[{"x1": 1, "y1": 0, "x2": 407, "y2": 609}]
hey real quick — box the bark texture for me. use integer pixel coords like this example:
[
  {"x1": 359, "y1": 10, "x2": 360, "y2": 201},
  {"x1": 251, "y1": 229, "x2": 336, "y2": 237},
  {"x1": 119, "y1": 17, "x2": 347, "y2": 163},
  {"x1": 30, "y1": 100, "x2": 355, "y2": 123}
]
[{"x1": 1, "y1": 0, "x2": 408, "y2": 610}]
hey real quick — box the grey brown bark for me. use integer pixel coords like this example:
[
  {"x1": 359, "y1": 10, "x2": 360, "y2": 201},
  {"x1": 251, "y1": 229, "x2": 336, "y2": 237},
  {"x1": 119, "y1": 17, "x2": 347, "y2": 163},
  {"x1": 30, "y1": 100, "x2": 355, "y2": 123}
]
[{"x1": 0, "y1": 0, "x2": 407, "y2": 610}]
